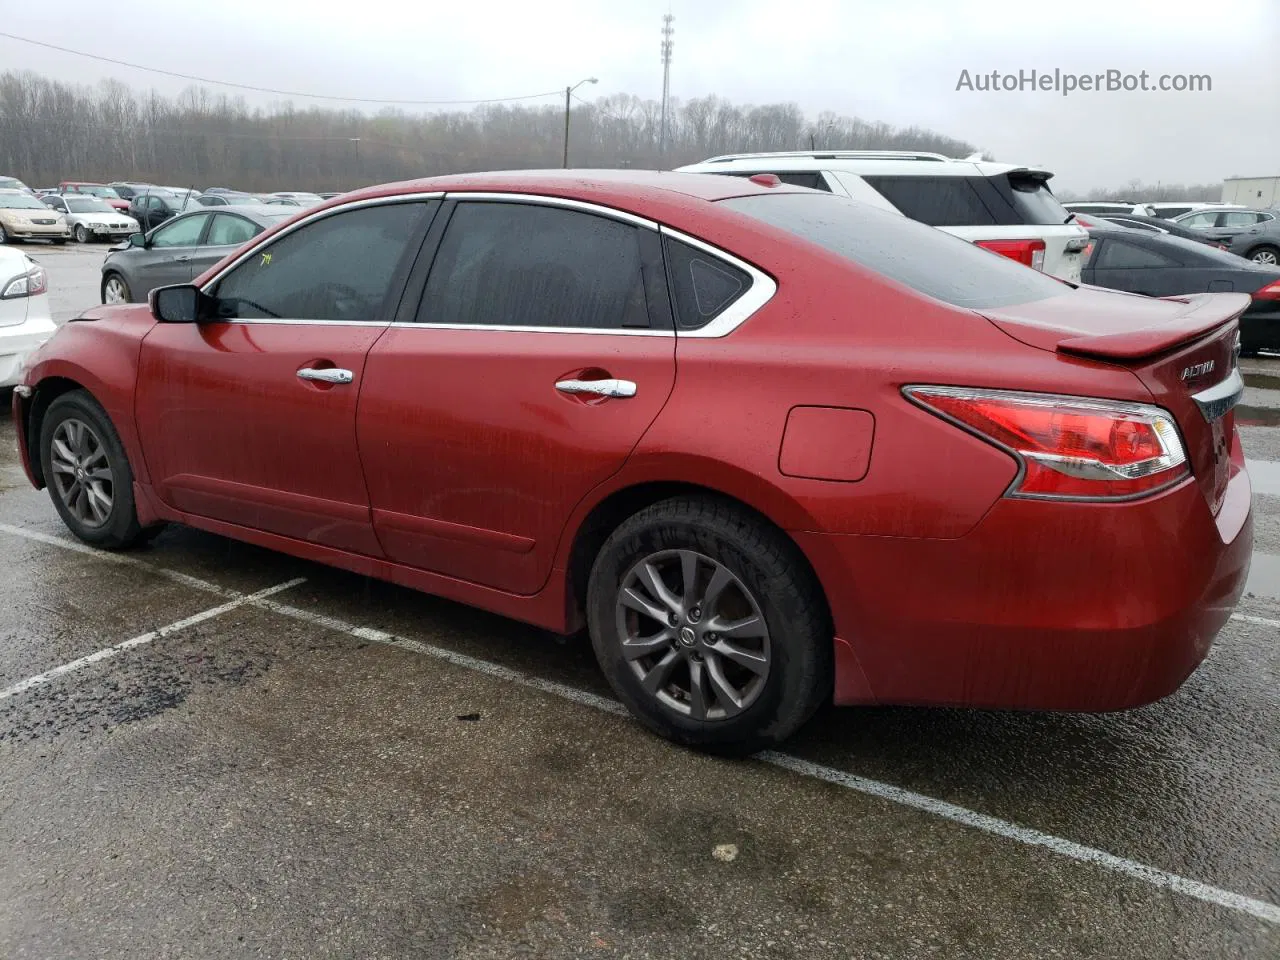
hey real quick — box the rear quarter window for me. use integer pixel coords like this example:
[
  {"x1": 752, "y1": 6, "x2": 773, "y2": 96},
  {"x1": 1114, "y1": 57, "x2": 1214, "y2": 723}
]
[
  {"x1": 859, "y1": 176, "x2": 997, "y2": 226},
  {"x1": 720, "y1": 193, "x2": 1067, "y2": 309}
]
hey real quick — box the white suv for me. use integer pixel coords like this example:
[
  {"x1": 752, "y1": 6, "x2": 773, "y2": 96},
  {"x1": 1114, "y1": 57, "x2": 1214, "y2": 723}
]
[{"x1": 676, "y1": 151, "x2": 1090, "y2": 282}]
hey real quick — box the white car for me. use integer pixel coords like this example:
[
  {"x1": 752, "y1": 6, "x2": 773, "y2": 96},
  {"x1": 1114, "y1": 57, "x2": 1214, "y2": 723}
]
[
  {"x1": 0, "y1": 248, "x2": 55, "y2": 388},
  {"x1": 1147, "y1": 201, "x2": 1244, "y2": 220},
  {"x1": 41, "y1": 194, "x2": 139, "y2": 244},
  {"x1": 678, "y1": 151, "x2": 1091, "y2": 282},
  {"x1": 1062, "y1": 201, "x2": 1157, "y2": 217}
]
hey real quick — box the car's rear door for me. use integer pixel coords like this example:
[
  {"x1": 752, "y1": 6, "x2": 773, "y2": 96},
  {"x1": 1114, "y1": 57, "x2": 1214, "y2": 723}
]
[
  {"x1": 1086, "y1": 236, "x2": 1187, "y2": 297},
  {"x1": 357, "y1": 195, "x2": 677, "y2": 595},
  {"x1": 136, "y1": 198, "x2": 436, "y2": 554}
]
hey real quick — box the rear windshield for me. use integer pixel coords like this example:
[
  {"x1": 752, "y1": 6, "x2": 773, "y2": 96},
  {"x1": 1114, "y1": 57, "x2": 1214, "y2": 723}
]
[
  {"x1": 719, "y1": 192, "x2": 1068, "y2": 309},
  {"x1": 996, "y1": 174, "x2": 1071, "y2": 225}
]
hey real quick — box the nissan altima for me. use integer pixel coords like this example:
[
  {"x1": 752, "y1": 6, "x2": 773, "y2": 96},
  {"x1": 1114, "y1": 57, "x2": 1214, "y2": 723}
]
[{"x1": 10, "y1": 171, "x2": 1253, "y2": 751}]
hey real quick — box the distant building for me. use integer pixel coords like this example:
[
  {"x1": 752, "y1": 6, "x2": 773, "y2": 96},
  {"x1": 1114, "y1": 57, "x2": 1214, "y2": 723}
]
[{"x1": 1222, "y1": 176, "x2": 1280, "y2": 208}]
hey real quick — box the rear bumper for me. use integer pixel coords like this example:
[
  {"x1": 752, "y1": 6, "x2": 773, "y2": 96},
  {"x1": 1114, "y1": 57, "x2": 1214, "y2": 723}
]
[{"x1": 799, "y1": 466, "x2": 1253, "y2": 711}]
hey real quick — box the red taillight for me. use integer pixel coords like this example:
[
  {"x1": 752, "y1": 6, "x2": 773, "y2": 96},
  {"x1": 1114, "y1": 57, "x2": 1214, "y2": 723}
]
[
  {"x1": 1252, "y1": 280, "x2": 1280, "y2": 301},
  {"x1": 975, "y1": 238, "x2": 1047, "y2": 271},
  {"x1": 906, "y1": 386, "x2": 1189, "y2": 500}
]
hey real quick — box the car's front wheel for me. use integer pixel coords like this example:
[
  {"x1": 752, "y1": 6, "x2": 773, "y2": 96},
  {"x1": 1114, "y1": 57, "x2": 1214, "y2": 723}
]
[
  {"x1": 587, "y1": 496, "x2": 832, "y2": 753},
  {"x1": 101, "y1": 272, "x2": 130, "y2": 304},
  {"x1": 74, "y1": 224, "x2": 89, "y2": 244},
  {"x1": 38, "y1": 390, "x2": 155, "y2": 549}
]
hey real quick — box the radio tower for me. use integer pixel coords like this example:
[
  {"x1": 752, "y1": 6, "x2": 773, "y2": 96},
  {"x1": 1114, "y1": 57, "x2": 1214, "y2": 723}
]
[{"x1": 659, "y1": 13, "x2": 674, "y2": 166}]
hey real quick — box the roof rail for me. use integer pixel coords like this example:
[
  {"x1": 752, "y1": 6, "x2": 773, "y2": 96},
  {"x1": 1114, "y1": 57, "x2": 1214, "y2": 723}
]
[{"x1": 700, "y1": 150, "x2": 955, "y2": 164}]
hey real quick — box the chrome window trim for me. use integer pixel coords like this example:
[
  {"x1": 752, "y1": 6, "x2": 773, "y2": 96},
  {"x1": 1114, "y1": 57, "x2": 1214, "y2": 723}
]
[
  {"x1": 214, "y1": 318, "x2": 392, "y2": 327},
  {"x1": 659, "y1": 226, "x2": 777, "y2": 338},
  {"x1": 387, "y1": 322, "x2": 673, "y2": 336},
  {"x1": 441, "y1": 191, "x2": 659, "y2": 230},
  {"x1": 196, "y1": 191, "x2": 446, "y2": 295}
]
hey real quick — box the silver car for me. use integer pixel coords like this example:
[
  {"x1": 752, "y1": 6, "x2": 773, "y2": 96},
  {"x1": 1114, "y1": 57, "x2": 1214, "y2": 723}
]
[
  {"x1": 42, "y1": 194, "x2": 139, "y2": 244},
  {"x1": 100, "y1": 205, "x2": 293, "y2": 304}
]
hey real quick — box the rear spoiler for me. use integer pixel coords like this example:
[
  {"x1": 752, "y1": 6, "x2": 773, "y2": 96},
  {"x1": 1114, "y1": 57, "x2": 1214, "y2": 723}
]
[{"x1": 1056, "y1": 292, "x2": 1250, "y2": 360}]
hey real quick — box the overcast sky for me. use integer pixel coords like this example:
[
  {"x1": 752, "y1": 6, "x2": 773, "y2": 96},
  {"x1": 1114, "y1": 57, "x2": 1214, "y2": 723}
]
[{"x1": 2, "y1": 0, "x2": 1277, "y2": 192}]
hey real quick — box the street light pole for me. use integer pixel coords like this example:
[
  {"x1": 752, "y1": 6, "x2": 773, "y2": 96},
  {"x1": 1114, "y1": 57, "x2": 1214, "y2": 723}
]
[{"x1": 563, "y1": 77, "x2": 598, "y2": 168}]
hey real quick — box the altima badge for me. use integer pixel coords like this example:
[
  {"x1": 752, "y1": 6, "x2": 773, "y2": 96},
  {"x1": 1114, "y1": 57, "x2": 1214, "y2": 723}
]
[{"x1": 1180, "y1": 360, "x2": 1215, "y2": 380}]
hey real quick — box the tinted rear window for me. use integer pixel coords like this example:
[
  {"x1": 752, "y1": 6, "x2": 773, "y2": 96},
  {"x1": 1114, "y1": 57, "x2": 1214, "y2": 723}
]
[
  {"x1": 860, "y1": 176, "x2": 997, "y2": 226},
  {"x1": 719, "y1": 193, "x2": 1067, "y2": 309},
  {"x1": 994, "y1": 174, "x2": 1071, "y2": 225}
]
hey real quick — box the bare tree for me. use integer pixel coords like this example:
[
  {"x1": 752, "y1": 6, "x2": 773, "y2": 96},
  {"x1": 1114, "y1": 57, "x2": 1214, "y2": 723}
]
[{"x1": 0, "y1": 68, "x2": 985, "y2": 190}]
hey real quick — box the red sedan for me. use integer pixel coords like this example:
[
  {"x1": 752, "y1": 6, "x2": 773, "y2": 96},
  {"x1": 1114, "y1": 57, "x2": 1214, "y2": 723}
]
[{"x1": 11, "y1": 171, "x2": 1253, "y2": 751}]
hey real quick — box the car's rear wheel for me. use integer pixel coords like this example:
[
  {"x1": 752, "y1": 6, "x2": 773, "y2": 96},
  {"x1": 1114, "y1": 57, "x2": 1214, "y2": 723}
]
[
  {"x1": 1249, "y1": 245, "x2": 1280, "y2": 266},
  {"x1": 74, "y1": 224, "x2": 89, "y2": 244},
  {"x1": 587, "y1": 496, "x2": 831, "y2": 753},
  {"x1": 39, "y1": 391, "x2": 155, "y2": 549},
  {"x1": 0, "y1": 225, "x2": 13, "y2": 244},
  {"x1": 102, "y1": 272, "x2": 130, "y2": 304}
]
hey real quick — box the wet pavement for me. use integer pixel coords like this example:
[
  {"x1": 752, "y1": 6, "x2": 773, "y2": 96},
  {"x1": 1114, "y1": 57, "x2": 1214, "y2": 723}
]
[{"x1": 0, "y1": 246, "x2": 1277, "y2": 958}]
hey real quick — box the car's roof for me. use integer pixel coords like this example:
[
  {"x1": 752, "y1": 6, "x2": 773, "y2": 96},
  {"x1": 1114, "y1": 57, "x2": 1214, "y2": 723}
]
[
  {"x1": 674, "y1": 152, "x2": 1049, "y2": 180},
  {"x1": 338, "y1": 169, "x2": 809, "y2": 212}
]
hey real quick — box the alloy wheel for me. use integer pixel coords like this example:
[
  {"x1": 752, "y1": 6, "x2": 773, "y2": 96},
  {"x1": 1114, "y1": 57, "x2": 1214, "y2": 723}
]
[
  {"x1": 75, "y1": 224, "x2": 89, "y2": 243},
  {"x1": 49, "y1": 418, "x2": 114, "y2": 528},
  {"x1": 103, "y1": 276, "x2": 127, "y2": 304},
  {"x1": 1251, "y1": 249, "x2": 1279, "y2": 265},
  {"x1": 614, "y1": 548, "x2": 771, "y2": 721}
]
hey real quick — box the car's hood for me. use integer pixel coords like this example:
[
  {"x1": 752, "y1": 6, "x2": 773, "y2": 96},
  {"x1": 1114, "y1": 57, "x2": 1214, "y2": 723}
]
[
  {"x1": 69, "y1": 212, "x2": 133, "y2": 225},
  {"x1": 0, "y1": 209, "x2": 59, "y2": 221}
]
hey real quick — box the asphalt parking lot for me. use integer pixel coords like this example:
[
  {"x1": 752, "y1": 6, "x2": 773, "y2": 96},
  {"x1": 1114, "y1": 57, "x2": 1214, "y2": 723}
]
[{"x1": 1, "y1": 242, "x2": 1278, "y2": 958}]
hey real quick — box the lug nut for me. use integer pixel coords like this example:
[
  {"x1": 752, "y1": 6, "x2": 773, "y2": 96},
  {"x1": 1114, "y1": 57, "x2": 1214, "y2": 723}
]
[
  {"x1": 668, "y1": 614, "x2": 679, "y2": 626},
  {"x1": 706, "y1": 632, "x2": 717, "y2": 642}
]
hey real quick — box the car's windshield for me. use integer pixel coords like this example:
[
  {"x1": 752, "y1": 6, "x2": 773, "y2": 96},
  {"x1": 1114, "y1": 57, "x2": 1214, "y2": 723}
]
[
  {"x1": 0, "y1": 193, "x2": 48, "y2": 210},
  {"x1": 720, "y1": 192, "x2": 1068, "y2": 309},
  {"x1": 66, "y1": 197, "x2": 114, "y2": 213},
  {"x1": 0, "y1": 177, "x2": 29, "y2": 192}
]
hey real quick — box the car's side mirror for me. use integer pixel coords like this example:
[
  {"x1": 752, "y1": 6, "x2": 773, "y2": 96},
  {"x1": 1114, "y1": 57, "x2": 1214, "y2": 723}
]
[
  {"x1": 150, "y1": 284, "x2": 205, "y2": 323},
  {"x1": 128, "y1": 232, "x2": 146, "y2": 248}
]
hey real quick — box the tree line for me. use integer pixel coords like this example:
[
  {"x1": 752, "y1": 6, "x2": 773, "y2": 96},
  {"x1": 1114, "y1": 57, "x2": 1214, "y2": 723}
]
[
  {"x1": 1056, "y1": 179, "x2": 1225, "y2": 203},
  {"x1": 0, "y1": 69, "x2": 983, "y2": 191}
]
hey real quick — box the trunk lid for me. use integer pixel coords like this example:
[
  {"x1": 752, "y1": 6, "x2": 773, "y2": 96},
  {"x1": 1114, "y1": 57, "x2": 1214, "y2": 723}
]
[{"x1": 982, "y1": 287, "x2": 1249, "y2": 513}]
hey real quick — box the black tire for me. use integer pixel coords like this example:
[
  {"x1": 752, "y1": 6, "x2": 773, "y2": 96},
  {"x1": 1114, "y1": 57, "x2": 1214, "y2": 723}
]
[
  {"x1": 74, "y1": 224, "x2": 89, "y2": 244},
  {"x1": 1247, "y1": 244, "x2": 1280, "y2": 266},
  {"x1": 0, "y1": 224, "x2": 15, "y2": 244},
  {"x1": 101, "y1": 271, "x2": 131, "y2": 304},
  {"x1": 586, "y1": 496, "x2": 832, "y2": 753},
  {"x1": 38, "y1": 390, "x2": 155, "y2": 550}
]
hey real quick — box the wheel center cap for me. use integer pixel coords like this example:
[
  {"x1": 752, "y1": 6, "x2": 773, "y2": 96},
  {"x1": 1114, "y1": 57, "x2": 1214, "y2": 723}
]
[{"x1": 678, "y1": 626, "x2": 697, "y2": 647}]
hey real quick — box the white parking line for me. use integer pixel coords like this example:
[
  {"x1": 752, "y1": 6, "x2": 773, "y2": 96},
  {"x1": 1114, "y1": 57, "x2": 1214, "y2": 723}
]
[
  {"x1": 0, "y1": 578, "x2": 304, "y2": 702},
  {"x1": 250, "y1": 593, "x2": 1280, "y2": 926},
  {"x1": 1, "y1": 523, "x2": 1278, "y2": 924}
]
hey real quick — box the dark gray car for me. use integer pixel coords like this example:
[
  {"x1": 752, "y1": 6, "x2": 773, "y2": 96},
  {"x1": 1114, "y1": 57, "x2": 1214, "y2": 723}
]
[
  {"x1": 1225, "y1": 216, "x2": 1280, "y2": 266},
  {"x1": 100, "y1": 205, "x2": 294, "y2": 304}
]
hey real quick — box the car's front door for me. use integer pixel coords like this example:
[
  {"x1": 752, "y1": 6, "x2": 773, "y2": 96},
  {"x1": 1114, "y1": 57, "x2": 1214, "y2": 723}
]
[
  {"x1": 188, "y1": 212, "x2": 261, "y2": 277},
  {"x1": 357, "y1": 197, "x2": 677, "y2": 595},
  {"x1": 140, "y1": 213, "x2": 211, "y2": 290},
  {"x1": 136, "y1": 199, "x2": 436, "y2": 554}
]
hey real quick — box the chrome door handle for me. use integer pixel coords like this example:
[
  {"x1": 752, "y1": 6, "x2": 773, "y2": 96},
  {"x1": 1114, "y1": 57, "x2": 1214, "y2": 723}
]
[
  {"x1": 297, "y1": 367, "x2": 353, "y2": 384},
  {"x1": 555, "y1": 378, "x2": 637, "y2": 399},
  {"x1": 173, "y1": 255, "x2": 191, "y2": 262}
]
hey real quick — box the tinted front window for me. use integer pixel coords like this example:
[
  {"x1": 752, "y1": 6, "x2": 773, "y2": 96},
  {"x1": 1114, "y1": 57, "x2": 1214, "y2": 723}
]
[
  {"x1": 206, "y1": 213, "x2": 259, "y2": 247},
  {"x1": 214, "y1": 202, "x2": 428, "y2": 321},
  {"x1": 861, "y1": 176, "x2": 996, "y2": 226},
  {"x1": 1093, "y1": 239, "x2": 1181, "y2": 269},
  {"x1": 150, "y1": 214, "x2": 208, "y2": 248},
  {"x1": 720, "y1": 192, "x2": 1066, "y2": 309},
  {"x1": 416, "y1": 202, "x2": 649, "y2": 329}
]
